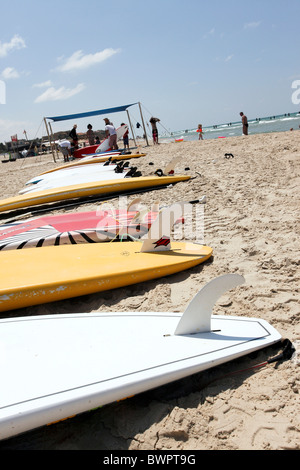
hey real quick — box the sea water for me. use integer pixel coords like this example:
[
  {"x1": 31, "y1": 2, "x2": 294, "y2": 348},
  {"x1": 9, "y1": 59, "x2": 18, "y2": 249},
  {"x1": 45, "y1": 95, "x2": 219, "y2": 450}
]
[{"x1": 160, "y1": 112, "x2": 300, "y2": 142}]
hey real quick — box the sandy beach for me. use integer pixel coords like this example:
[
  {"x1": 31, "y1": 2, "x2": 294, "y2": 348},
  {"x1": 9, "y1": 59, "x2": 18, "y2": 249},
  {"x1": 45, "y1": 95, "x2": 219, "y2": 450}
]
[{"x1": 0, "y1": 130, "x2": 299, "y2": 450}]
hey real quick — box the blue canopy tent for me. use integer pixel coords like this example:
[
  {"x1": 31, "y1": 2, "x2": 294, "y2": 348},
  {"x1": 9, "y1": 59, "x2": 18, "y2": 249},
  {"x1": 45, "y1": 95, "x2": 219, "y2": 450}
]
[
  {"x1": 44, "y1": 101, "x2": 149, "y2": 161},
  {"x1": 46, "y1": 103, "x2": 136, "y2": 123}
]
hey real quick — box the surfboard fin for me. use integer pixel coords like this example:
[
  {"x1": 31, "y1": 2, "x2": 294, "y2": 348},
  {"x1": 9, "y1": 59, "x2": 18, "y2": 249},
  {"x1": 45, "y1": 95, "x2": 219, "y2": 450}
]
[
  {"x1": 127, "y1": 198, "x2": 141, "y2": 212},
  {"x1": 174, "y1": 274, "x2": 245, "y2": 335},
  {"x1": 150, "y1": 200, "x2": 160, "y2": 214},
  {"x1": 164, "y1": 156, "x2": 181, "y2": 175},
  {"x1": 129, "y1": 209, "x2": 149, "y2": 224},
  {"x1": 140, "y1": 202, "x2": 185, "y2": 252}
]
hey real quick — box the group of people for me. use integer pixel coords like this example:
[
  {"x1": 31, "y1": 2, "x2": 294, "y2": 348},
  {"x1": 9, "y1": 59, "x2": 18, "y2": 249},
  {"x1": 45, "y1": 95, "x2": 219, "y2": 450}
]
[
  {"x1": 197, "y1": 113, "x2": 249, "y2": 141},
  {"x1": 149, "y1": 111, "x2": 249, "y2": 146},
  {"x1": 68, "y1": 115, "x2": 162, "y2": 154},
  {"x1": 58, "y1": 110, "x2": 248, "y2": 163},
  {"x1": 57, "y1": 119, "x2": 129, "y2": 162},
  {"x1": 74, "y1": 119, "x2": 129, "y2": 150},
  {"x1": 58, "y1": 110, "x2": 251, "y2": 163},
  {"x1": 69, "y1": 123, "x2": 101, "y2": 148}
]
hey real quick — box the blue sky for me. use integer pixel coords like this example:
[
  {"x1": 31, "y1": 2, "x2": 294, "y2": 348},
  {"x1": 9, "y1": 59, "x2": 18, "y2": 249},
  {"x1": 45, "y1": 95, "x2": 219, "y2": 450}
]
[{"x1": 0, "y1": 0, "x2": 299, "y2": 143}]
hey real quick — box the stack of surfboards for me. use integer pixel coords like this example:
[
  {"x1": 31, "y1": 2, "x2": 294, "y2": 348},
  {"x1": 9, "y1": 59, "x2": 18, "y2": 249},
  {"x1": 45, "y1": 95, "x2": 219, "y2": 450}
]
[
  {"x1": 0, "y1": 157, "x2": 190, "y2": 215},
  {"x1": 0, "y1": 202, "x2": 213, "y2": 312},
  {"x1": 0, "y1": 153, "x2": 282, "y2": 442},
  {"x1": 39, "y1": 151, "x2": 147, "y2": 176},
  {"x1": 19, "y1": 161, "x2": 132, "y2": 194}
]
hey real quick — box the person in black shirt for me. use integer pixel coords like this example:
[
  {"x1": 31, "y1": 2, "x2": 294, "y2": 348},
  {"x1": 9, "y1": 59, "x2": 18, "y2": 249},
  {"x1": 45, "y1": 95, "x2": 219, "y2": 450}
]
[{"x1": 69, "y1": 124, "x2": 79, "y2": 148}]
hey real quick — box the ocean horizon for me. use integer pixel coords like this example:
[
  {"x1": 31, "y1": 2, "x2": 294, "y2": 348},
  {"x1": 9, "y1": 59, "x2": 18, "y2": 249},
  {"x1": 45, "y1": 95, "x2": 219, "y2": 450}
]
[{"x1": 159, "y1": 111, "x2": 300, "y2": 142}]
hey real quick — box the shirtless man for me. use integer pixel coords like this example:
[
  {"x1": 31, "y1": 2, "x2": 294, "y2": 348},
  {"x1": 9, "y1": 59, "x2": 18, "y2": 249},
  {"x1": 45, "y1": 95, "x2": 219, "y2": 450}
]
[
  {"x1": 149, "y1": 117, "x2": 160, "y2": 144},
  {"x1": 240, "y1": 112, "x2": 248, "y2": 135}
]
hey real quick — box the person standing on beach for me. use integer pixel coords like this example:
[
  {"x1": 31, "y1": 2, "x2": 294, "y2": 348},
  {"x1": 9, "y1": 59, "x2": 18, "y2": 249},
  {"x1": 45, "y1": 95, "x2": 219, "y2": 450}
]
[
  {"x1": 57, "y1": 139, "x2": 71, "y2": 162},
  {"x1": 86, "y1": 124, "x2": 95, "y2": 146},
  {"x1": 103, "y1": 118, "x2": 118, "y2": 150},
  {"x1": 121, "y1": 123, "x2": 129, "y2": 151},
  {"x1": 197, "y1": 124, "x2": 204, "y2": 140},
  {"x1": 240, "y1": 112, "x2": 248, "y2": 135},
  {"x1": 69, "y1": 124, "x2": 79, "y2": 148},
  {"x1": 149, "y1": 117, "x2": 160, "y2": 144}
]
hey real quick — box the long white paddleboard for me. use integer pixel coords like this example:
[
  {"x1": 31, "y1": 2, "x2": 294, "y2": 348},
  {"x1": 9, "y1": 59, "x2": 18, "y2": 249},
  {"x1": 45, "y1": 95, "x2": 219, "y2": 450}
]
[
  {"x1": 0, "y1": 274, "x2": 281, "y2": 441},
  {"x1": 20, "y1": 163, "x2": 129, "y2": 194},
  {"x1": 24, "y1": 155, "x2": 179, "y2": 190},
  {"x1": 0, "y1": 175, "x2": 190, "y2": 215},
  {"x1": 39, "y1": 152, "x2": 145, "y2": 176},
  {"x1": 24, "y1": 161, "x2": 121, "y2": 185}
]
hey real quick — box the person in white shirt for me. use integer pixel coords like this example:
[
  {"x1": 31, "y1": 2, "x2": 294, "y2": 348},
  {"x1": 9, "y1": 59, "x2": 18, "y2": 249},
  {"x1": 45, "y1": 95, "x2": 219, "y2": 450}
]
[
  {"x1": 57, "y1": 139, "x2": 71, "y2": 162},
  {"x1": 103, "y1": 118, "x2": 118, "y2": 150},
  {"x1": 57, "y1": 139, "x2": 71, "y2": 149}
]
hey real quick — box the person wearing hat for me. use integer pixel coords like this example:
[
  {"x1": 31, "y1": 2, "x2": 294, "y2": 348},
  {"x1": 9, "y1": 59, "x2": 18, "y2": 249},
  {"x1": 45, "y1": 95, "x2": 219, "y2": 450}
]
[{"x1": 104, "y1": 118, "x2": 118, "y2": 150}]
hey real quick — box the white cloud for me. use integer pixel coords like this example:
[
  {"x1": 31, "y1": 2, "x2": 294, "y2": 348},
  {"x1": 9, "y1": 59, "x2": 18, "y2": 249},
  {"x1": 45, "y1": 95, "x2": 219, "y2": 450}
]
[
  {"x1": 57, "y1": 48, "x2": 120, "y2": 72},
  {"x1": 224, "y1": 55, "x2": 234, "y2": 62},
  {"x1": 0, "y1": 35, "x2": 26, "y2": 58},
  {"x1": 1, "y1": 67, "x2": 20, "y2": 79},
  {"x1": 34, "y1": 83, "x2": 86, "y2": 103},
  {"x1": 244, "y1": 21, "x2": 261, "y2": 29},
  {"x1": 32, "y1": 80, "x2": 53, "y2": 88}
]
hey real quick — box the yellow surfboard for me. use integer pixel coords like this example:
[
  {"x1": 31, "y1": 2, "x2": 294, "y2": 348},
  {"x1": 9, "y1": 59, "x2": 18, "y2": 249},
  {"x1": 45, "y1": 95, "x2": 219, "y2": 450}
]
[
  {"x1": 0, "y1": 174, "x2": 190, "y2": 214},
  {"x1": 0, "y1": 241, "x2": 212, "y2": 312},
  {"x1": 0, "y1": 203, "x2": 212, "y2": 312}
]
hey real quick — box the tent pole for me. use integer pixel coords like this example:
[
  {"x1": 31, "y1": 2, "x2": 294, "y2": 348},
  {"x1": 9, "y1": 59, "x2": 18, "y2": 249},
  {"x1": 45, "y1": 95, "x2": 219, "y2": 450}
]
[
  {"x1": 48, "y1": 121, "x2": 59, "y2": 161},
  {"x1": 44, "y1": 118, "x2": 56, "y2": 163},
  {"x1": 138, "y1": 102, "x2": 149, "y2": 146},
  {"x1": 126, "y1": 110, "x2": 136, "y2": 147}
]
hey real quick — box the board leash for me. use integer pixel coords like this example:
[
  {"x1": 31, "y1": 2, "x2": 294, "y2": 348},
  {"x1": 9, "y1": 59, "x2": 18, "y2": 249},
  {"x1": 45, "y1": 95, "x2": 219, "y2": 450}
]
[{"x1": 199, "y1": 338, "x2": 295, "y2": 390}]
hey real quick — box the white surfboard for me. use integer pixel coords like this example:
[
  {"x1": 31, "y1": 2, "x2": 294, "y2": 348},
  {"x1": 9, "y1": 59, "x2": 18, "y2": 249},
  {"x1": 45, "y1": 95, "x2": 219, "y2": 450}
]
[
  {"x1": 24, "y1": 161, "x2": 124, "y2": 186},
  {"x1": 96, "y1": 124, "x2": 128, "y2": 153},
  {"x1": 19, "y1": 156, "x2": 180, "y2": 195},
  {"x1": 35, "y1": 152, "x2": 122, "y2": 177},
  {"x1": 0, "y1": 274, "x2": 281, "y2": 441},
  {"x1": 19, "y1": 163, "x2": 130, "y2": 194}
]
